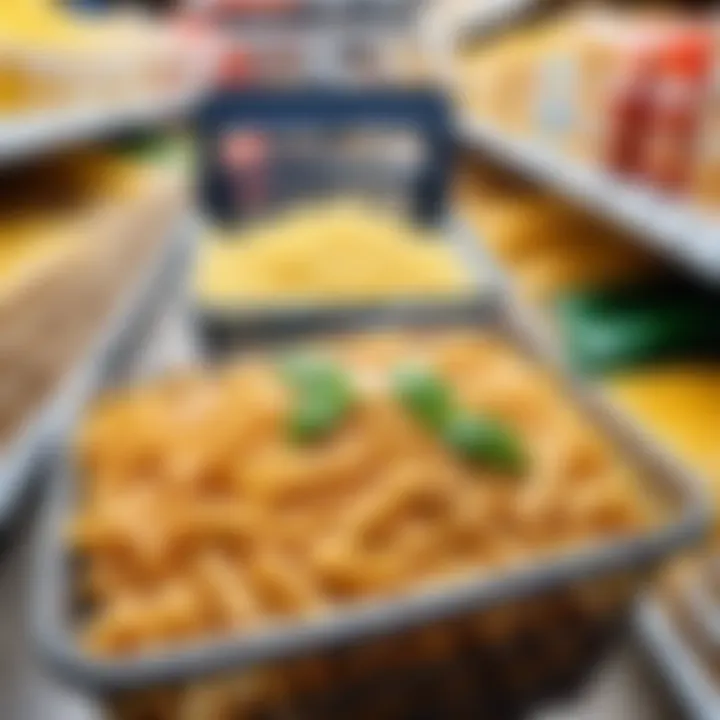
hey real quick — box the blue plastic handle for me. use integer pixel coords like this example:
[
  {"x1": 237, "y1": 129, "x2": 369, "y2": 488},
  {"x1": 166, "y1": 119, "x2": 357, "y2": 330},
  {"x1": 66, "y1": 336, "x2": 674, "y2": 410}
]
[{"x1": 196, "y1": 88, "x2": 453, "y2": 226}]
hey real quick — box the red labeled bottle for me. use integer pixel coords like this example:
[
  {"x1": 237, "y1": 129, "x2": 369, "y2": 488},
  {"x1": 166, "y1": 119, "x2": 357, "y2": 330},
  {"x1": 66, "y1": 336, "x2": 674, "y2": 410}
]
[
  {"x1": 604, "y1": 38, "x2": 661, "y2": 178},
  {"x1": 642, "y1": 27, "x2": 713, "y2": 193}
]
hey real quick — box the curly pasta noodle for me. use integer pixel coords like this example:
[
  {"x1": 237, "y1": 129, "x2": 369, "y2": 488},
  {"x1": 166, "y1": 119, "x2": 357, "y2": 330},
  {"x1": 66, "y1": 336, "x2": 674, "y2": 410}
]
[{"x1": 69, "y1": 332, "x2": 651, "y2": 656}]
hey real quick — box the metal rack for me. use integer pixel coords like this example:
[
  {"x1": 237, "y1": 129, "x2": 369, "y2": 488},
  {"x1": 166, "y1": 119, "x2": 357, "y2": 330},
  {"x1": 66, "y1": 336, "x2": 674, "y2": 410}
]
[
  {"x1": 457, "y1": 118, "x2": 720, "y2": 283},
  {"x1": 635, "y1": 601, "x2": 720, "y2": 720},
  {"x1": 428, "y1": 4, "x2": 720, "y2": 285},
  {"x1": 0, "y1": 90, "x2": 203, "y2": 168}
]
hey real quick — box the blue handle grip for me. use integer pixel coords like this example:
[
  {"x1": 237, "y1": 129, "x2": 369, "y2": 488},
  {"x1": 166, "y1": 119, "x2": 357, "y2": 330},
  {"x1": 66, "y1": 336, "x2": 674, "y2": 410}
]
[{"x1": 196, "y1": 88, "x2": 453, "y2": 226}]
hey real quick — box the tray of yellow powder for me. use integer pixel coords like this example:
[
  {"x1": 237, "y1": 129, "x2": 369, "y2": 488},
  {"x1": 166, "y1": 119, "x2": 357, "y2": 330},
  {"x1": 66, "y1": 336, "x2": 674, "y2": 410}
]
[{"x1": 194, "y1": 200, "x2": 488, "y2": 351}]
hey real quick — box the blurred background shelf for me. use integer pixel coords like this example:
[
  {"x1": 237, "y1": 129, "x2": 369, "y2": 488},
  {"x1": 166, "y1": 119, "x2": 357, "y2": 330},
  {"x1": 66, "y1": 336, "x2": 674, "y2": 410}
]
[
  {"x1": 458, "y1": 118, "x2": 720, "y2": 284},
  {"x1": 0, "y1": 179, "x2": 193, "y2": 529},
  {"x1": 0, "y1": 91, "x2": 204, "y2": 167}
]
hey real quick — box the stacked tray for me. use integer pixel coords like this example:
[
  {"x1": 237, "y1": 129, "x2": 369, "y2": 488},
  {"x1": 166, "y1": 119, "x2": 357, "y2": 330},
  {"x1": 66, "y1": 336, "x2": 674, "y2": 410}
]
[{"x1": 195, "y1": 216, "x2": 487, "y2": 352}]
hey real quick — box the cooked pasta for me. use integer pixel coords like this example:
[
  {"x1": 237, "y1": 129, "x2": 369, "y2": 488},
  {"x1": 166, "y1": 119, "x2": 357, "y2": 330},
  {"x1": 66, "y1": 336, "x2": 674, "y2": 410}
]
[{"x1": 70, "y1": 332, "x2": 651, "y2": 656}]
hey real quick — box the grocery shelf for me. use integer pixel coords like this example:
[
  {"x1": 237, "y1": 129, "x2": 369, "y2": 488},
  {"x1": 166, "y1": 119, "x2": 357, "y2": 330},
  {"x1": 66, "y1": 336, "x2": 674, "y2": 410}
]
[
  {"x1": 0, "y1": 91, "x2": 203, "y2": 167},
  {"x1": 636, "y1": 601, "x2": 720, "y2": 720},
  {"x1": 457, "y1": 118, "x2": 720, "y2": 283},
  {"x1": 0, "y1": 213, "x2": 195, "y2": 530}
]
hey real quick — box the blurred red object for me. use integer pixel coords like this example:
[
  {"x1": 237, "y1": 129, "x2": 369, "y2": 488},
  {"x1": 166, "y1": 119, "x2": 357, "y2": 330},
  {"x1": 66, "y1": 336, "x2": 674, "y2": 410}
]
[
  {"x1": 643, "y1": 26, "x2": 713, "y2": 192},
  {"x1": 221, "y1": 131, "x2": 269, "y2": 170},
  {"x1": 603, "y1": 22, "x2": 715, "y2": 193},
  {"x1": 217, "y1": 46, "x2": 255, "y2": 85},
  {"x1": 661, "y1": 26, "x2": 714, "y2": 83},
  {"x1": 168, "y1": 11, "x2": 223, "y2": 66},
  {"x1": 221, "y1": 130, "x2": 270, "y2": 216},
  {"x1": 171, "y1": 11, "x2": 255, "y2": 86},
  {"x1": 170, "y1": 11, "x2": 214, "y2": 45},
  {"x1": 604, "y1": 38, "x2": 661, "y2": 178}
]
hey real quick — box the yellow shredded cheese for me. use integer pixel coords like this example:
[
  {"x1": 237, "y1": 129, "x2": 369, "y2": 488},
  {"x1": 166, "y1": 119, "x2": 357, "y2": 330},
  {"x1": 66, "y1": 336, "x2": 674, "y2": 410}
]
[{"x1": 197, "y1": 201, "x2": 473, "y2": 304}]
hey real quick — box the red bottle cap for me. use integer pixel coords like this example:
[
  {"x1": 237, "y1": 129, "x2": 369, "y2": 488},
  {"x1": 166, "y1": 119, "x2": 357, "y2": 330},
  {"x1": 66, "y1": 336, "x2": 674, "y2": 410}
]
[{"x1": 660, "y1": 27, "x2": 713, "y2": 82}]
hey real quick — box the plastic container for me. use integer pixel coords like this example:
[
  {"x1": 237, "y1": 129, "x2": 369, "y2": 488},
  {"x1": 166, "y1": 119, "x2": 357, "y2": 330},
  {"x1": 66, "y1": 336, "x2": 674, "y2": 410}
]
[
  {"x1": 31, "y1": 293, "x2": 708, "y2": 719},
  {"x1": 194, "y1": 88, "x2": 459, "y2": 344}
]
